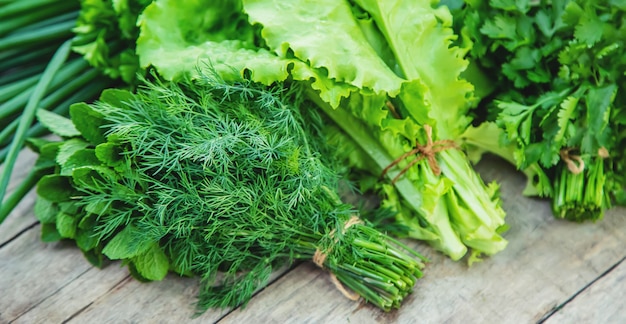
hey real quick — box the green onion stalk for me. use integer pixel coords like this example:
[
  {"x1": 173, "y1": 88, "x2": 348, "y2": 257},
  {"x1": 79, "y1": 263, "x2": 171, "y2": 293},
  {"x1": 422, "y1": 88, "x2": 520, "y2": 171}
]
[
  {"x1": 0, "y1": 0, "x2": 114, "y2": 221},
  {"x1": 32, "y1": 73, "x2": 426, "y2": 314}
]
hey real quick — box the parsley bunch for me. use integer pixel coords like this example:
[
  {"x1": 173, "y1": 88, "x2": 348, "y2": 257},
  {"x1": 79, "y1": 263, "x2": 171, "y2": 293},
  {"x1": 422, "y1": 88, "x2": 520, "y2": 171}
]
[
  {"x1": 451, "y1": 0, "x2": 626, "y2": 221},
  {"x1": 71, "y1": 0, "x2": 153, "y2": 84},
  {"x1": 33, "y1": 72, "x2": 426, "y2": 313}
]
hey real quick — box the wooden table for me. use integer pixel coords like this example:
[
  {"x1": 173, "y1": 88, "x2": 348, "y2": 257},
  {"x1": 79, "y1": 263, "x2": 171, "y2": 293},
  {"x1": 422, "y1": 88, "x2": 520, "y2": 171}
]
[{"x1": 1, "y1": 147, "x2": 625, "y2": 323}]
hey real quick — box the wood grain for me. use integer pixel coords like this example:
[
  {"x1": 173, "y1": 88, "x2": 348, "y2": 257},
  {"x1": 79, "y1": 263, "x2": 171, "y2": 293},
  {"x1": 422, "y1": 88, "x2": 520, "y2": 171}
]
[
  {"x1": 0, "y1": 226, "x2": 94, "y2": 322},
  {"x1": 544, "y1": 259, "x2": 626, "y2": 323}
]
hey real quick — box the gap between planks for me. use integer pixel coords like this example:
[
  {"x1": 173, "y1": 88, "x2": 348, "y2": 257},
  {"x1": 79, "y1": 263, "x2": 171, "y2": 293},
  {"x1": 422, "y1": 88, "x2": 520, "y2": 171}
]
[{"x1": 538, "y1": 255, "x2": 626, "y2": 323}]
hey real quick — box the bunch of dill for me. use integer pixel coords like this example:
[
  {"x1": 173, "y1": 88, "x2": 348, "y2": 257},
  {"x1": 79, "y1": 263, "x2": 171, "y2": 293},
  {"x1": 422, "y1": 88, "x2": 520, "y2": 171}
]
[{"x1": 33, "y1": 72, "x2": 426, "y2": 313}]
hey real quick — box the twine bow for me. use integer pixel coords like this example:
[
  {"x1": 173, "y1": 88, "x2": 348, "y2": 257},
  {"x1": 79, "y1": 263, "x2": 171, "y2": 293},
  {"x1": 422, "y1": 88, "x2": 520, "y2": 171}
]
[
  {"x1": 381, "y1": 124, "x2": 457, "y2": 183},
  {"x1": 313, "y1": 215, "x2": 363, "y2": 301}
]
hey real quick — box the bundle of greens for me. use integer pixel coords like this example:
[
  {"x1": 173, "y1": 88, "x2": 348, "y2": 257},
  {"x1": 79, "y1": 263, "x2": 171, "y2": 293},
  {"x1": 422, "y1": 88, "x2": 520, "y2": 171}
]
[
  {"x1": 449, "y1": 0, "x2": 626, "y2": 221},
  {"x1": 71, "y1": 0, "x2": 152, "y2": 84},
  {"x1": 33, "y1": 73, "x2": 426, "y2": 313},
  {"x1": 133, "y1": 0, "x2": 508, "y2": 263},
  {"x1": 0, "y1": 0, "x2": 112, "y2": 221}
]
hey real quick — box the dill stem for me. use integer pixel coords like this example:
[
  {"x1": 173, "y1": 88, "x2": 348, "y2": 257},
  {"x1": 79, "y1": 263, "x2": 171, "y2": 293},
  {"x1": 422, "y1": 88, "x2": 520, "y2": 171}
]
[
  {"x1": 335, "y1": 270, "x2": 391, "y2": 310},
  {"x1": 339, "y1": 263, "x2": 390, "y2": 283}
]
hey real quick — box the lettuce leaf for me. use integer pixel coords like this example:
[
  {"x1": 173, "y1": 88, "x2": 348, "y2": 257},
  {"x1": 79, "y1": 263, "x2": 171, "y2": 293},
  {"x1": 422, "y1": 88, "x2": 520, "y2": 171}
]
[
  {"x1": 353, "y1": 0, "x2": 475, "y2": 139},
  {"x1": 136, "y1": 0, "x2": 355, "y2": 107}
]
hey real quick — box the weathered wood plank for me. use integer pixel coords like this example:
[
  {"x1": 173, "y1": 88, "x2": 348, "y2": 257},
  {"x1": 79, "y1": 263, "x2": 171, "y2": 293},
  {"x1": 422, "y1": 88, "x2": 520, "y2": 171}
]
[
  {"x1": 0, "y1": 218, "x2": 286, "y2": 323},
  {"x1": 221, "y1": 262, "x2": 407, "y2": 324},
  {"x1": 63, "y1": 273, "x2": 230, "y2": 323},
  {"x1": 0, "y1": 226, "x2": 95, "y2": 322},
  {"x1": 220, "y1": 158, "x2": 626, "y2": 323},
  {"x1": 11, "y1": 264, "x2": 130, "y2": 324},
  {"x1": 63, "y1": 264, "x2": 293, "y2": 322},
  {"x1": 543, "y1": 259, "x2": 626, "y2": 323},
  {"x1": 0, "y1": 215, "x2": 293, "y2": 323}
]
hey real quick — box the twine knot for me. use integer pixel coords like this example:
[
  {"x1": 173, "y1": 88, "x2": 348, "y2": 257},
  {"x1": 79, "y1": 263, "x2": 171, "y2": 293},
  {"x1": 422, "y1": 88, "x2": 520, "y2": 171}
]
[
  {"x1": 313, "y1": 215, "x2": 363, "y2": 301},
  {"x1": 559, "y1": 148, "x2": 585, "y2": 174},
  {"x1": 381, "y1": 124, "x2": 456, "y2": 183}
]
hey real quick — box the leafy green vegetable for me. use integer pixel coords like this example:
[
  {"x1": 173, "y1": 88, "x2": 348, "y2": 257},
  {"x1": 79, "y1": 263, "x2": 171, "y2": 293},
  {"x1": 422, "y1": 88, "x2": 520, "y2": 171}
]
[
  {"x1": 71, "y1": 0, "x2": 152, "y2": 84},
  {"x1": 35, "y1": 73, "x2": 426, "y2": 313},
  {"x1": 451, "y1": 0, "x2": 626, "y2": 221}
]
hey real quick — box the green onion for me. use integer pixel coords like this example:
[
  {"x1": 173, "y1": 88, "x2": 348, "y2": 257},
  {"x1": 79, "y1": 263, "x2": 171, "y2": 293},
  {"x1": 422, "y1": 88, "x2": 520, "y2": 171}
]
[{"x1": 0, "y1": 40, "x2": 71, "y2": 207}]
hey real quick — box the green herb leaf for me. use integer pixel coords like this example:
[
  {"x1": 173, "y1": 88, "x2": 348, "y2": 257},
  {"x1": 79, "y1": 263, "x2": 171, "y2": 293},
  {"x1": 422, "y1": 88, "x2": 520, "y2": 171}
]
[
  {"x1": 33, "y1": 197, "x2": 58, "y2": 224},
  {"x1": 69, "y1": 102, "x2": 107, "y2": 144},
  {"x1": 41, "y1": 223, "x2": 62, "y2": 242},
  {"x1": 36, "y1": 174, "x2": 77, "y2": 202},
  {"x1": 56, "y1": 212, "x2": 78, "y2": 239},
  {"x1": 56, "y1": 139, "x2": 90, "y2": 169},
  {"x1": 76, "y1": 228, "x2": 98, "y2": 251},
  {"x1": 36, "y1": 109, "x2": 81, "y2": 137},
  {"x1": 95, "y1": 142, "x2": 123, "y2": 167},
  {"x1": 102, "y1": 225, "x2": 155, "y2": 260},
  {"x1": 131, "y1": 243, "x2": 169, "y2": 281},
  {"x1": 60, "y1": 148, "x2": 100, "y2": 176}
]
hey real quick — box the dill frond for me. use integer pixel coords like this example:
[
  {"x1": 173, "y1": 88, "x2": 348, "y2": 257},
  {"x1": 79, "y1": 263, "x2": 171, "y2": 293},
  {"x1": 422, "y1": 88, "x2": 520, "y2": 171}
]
[{"x1": 35, "y1": 71, "x2": 426, "y2": 314}]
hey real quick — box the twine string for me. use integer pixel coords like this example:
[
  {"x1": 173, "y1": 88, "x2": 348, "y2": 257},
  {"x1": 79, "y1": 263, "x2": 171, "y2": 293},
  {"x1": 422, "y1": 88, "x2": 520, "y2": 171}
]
[
  {"x1": 381, "y1": 124, "x2": 457, "y2": 183},
  {"x1": 598, "y1": 147, "x2": 609, "y2": 159},
  {"x1": 313, "y1": 215, "x2": 363, "y2": 301},
  {"x1": 386, "y1": 100, "x2": 402, "y2": 119},
  {"x1": 559, "y1": 148, "x2": 585, "y2": 174}
]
